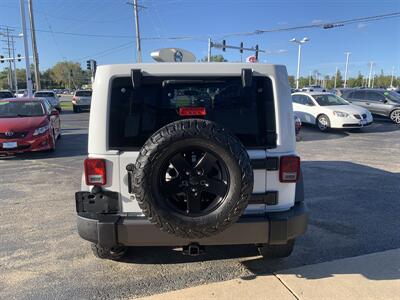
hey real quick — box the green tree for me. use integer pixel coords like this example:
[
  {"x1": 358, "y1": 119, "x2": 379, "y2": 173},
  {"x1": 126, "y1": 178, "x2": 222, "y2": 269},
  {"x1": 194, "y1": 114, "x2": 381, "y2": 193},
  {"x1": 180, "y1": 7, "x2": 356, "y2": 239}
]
[
  {"x1": 201, "y1": 55, "x2": 227, "y2": 62},
  {"x1": 50, "y1": 61, "x2": 88, "y2": 89}
]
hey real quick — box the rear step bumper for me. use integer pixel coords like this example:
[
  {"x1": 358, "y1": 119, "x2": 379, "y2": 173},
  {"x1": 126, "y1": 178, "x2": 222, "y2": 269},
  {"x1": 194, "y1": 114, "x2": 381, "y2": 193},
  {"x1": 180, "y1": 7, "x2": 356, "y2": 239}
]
[{"x1": 76, "y1": 202, "x2": 308, "y2": 247}]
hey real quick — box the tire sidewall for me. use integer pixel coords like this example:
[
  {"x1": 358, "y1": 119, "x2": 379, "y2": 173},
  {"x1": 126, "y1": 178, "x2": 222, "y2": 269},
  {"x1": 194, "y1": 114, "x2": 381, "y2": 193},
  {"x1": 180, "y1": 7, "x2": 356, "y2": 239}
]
[{"x1": 132, "y1": 119, "x2": 253, "y2": 238}]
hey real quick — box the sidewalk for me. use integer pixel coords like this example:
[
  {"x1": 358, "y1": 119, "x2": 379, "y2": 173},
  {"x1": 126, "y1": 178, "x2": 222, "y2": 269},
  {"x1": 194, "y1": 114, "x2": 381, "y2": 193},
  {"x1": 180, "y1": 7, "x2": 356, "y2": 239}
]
[{"x1": 139, "y1": 248, "x2": 400, "y2": 300}]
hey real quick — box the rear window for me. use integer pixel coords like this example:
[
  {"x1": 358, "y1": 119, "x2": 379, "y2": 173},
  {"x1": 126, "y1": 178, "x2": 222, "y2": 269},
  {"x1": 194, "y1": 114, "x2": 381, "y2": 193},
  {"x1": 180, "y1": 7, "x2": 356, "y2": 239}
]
[
  {"x1": 34, "y1": 92, "x2": 55, "y2": 97},
  {"x1": 108, "y1": 76, "x2": 276, "y2": 150},
  {"x1": 0, "y1": 91, "x2": 13, "y2": 99},
  {"x1": 76, "y1": 91, "x2": 92, "y2": 97}
]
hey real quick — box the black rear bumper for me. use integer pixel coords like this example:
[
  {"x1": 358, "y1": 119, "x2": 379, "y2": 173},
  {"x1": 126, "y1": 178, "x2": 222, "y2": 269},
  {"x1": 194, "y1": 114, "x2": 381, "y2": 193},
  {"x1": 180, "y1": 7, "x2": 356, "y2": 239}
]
[{"x1": 76, "y1": 201, "x2": 308, "y2": 247}]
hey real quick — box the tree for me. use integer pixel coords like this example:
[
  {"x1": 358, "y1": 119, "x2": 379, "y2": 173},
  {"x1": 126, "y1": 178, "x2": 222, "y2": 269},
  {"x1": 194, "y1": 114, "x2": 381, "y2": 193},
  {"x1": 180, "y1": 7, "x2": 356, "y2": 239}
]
[
  {"x1": 50, "y1": 61, "x2": 89, "y2": 89},
  {"x1": 201, "y1": 55, "x2": 227, "y2": 62}
]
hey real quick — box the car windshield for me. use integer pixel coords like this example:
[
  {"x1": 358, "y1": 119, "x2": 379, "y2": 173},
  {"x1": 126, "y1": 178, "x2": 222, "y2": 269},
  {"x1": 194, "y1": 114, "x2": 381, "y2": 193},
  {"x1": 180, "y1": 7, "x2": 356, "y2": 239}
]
[
  {"x1": 385, "y1": 91, "x2": 400, "y2": 102},
  {"x1": 76, "y1": 91, "x2": 92, "y2": 97},
  {"x1": 313, "y1": 94, "x2": 349, "y2": 106},
  {"x1": 0, "y1": 91, "x2": 13, "y2": 99},
  {"x1": 0, "y1": 101, "x2": 45, "y2": 117},
  {"x1": 34, "y1": 92, "x2": 55, "y2": 97}
]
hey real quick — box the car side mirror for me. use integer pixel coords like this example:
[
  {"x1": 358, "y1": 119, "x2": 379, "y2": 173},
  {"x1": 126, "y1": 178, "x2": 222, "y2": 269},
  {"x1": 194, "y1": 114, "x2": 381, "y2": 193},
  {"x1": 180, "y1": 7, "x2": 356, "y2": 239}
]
[{"x1": 50, "y1": 109, "x2": 59, "y2": 116}]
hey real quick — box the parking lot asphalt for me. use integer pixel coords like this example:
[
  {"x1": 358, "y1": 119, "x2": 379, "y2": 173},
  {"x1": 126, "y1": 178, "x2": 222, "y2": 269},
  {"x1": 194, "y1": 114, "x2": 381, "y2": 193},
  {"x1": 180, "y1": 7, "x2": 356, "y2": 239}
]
[{"x1": 0, "y1": 111, "x2": 399, "y2": 300}]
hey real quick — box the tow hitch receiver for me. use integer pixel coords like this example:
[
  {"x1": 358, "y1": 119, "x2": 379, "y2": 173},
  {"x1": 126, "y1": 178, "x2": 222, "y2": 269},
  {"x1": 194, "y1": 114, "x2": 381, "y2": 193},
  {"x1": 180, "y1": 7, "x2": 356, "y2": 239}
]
[{"x1": 182, "y1": 243, "x2": 205, "y2": 256}]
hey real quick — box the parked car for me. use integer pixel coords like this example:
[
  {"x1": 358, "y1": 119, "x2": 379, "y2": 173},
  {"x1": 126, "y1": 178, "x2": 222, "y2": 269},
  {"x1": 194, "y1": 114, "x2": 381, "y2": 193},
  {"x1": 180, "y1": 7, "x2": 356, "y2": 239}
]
[
  {"x1": 15, "y1": 89, "x2": 26, "y2": 98},
  {"x1": 34, "y1": 90, "x2": 61, "y2": 112},
  {"x1": 75, "y1": 63, "x2": 307, "y2": 260},
  {"x1": 292, "y1": 92, "x2": 373, "y2": 132},
  {"x1": 294, "y1": 114, "x2": 301, "y2": 140},
  {"x1": 0, "y1": 90, "x2": 13, "y2": 99},
  {"x1": 340, "y1": 88, "x2": 400, "y2": 124},
  {"x1": 72, "y1": 90, "x2": 92, "y2": 112},
  {"x1": 0, "y1": 98, "x2": 61, "y2": 155},
  {"x1": 301, "y1": 85, "x2": 326, "y2": 92}
]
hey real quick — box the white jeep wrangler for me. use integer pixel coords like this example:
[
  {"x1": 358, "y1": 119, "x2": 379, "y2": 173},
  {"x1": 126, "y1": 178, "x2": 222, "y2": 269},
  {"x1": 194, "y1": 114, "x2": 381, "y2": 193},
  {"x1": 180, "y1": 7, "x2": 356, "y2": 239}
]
[{"x1": 75, "y1": 63, "x2": 308, "y2": 260}]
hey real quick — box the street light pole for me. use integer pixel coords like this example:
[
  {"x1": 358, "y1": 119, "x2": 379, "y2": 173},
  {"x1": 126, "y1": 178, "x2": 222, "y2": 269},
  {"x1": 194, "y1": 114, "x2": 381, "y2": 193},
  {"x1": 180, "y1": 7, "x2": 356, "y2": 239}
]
[
  {"x1": 343, "y1": 52, "x2": 351, "y2": 88},
  {"x1": 390, "y1": 66, "x2": 395, "y2": 88},
  {"x1": 290, "y1": 37, "x2": 310, "y2": 90},
  {"x1": 334, "y1": 66, "x2": 338, "y2": 89},
  {"x1": 11, "y1": 35, "x2": 18, "y2": 92},
  {"x1": 19, "y1": 0, "x2": 33, "y2": 97},
  {"x1": 368, "y1": 61, "x2": 374, "y2": 88}
]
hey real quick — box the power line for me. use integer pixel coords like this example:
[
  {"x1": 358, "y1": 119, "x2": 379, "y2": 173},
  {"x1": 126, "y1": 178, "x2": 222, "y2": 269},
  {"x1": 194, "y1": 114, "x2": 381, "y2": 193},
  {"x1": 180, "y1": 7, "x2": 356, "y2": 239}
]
[{"x1": 1, "y1": 11, "x2": 399, "y2": 41}]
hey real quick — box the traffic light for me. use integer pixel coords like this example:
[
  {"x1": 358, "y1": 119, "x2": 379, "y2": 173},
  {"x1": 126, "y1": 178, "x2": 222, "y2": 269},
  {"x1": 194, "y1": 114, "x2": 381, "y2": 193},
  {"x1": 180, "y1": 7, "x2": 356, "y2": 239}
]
[
  {"x1": 92, "y1": 60, "x2": 97, "y2": 71},
  {"x1": 86, "y1": 60, "x2": 91, "y2": 70},
  {"x1": 240, "y1": 42, "x2": 244, "y2": 53},
  {"x1": 0, "y1": 55, "x2": 4, "y2": 63},
  {"x1": 255, "y1": 44, "x2": 259, "y2": 60},
  {"x1": 17, "y1": 54, "x2": 21, "y2": 62},
  {"x1": 222, "y1": 40, "x2": 226, "y2": 52}
]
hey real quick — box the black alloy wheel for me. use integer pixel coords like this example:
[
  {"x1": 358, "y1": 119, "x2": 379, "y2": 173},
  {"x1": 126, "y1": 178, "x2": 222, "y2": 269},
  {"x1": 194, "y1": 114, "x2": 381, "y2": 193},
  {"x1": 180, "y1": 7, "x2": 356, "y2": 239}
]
[{"x1": 158, "y1": 148, "x2": 229, "y2": 217}]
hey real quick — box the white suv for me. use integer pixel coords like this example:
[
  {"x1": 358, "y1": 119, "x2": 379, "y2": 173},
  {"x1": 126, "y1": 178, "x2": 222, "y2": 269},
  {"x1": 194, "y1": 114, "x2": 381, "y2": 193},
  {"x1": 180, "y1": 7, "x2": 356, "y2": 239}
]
[{"x1": 75, "y1": 63, "x2": 308, "y2": 260}]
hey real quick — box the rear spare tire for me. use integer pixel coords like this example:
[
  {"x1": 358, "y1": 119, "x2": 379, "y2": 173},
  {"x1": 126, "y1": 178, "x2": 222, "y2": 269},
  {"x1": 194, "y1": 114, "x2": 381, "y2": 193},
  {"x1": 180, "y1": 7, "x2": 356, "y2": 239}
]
[{"x1": 131, "y1": 119, "x2": 253, "y2": 239}]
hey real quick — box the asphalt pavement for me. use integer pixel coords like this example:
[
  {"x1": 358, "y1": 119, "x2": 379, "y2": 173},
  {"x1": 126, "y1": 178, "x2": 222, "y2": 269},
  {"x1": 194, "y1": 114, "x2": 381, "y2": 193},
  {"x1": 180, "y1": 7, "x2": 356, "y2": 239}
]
[{"x1": 0, "y1": 111, "x2": 399, "y2": 299}]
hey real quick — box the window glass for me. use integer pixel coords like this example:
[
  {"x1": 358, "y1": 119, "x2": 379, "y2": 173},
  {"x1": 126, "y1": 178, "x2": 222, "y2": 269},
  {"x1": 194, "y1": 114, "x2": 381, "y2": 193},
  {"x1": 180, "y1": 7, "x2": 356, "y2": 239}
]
[
  {"x1": 365, "y1": 91, "x2": 385, "y2": 102},
  {"x1": 34, "y1": 92, "x2": 55, "y2": 97},
  {"x1": 351, "y1": 90, "x2": 366, "y2": 99},
  {"x1": 292, "y1": 95, "x2": 302, "y2": 104},
  {"x1": 75, "y1": 91, "x2": 92, "y2": 97},
  {"x1": 108, "y1": 76, "x2": 275, "y2": 149},
  {"x1": 313, "y1": 94, "x2": 349, "y2": 106},
  {"x1": 0, "y1": 91, "x2": 13, "y2": 99}
]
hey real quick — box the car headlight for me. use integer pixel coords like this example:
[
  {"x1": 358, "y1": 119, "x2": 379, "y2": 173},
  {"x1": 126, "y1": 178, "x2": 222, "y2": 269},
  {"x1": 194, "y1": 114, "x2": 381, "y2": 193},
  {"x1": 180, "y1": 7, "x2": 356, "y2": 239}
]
[
  {"x1": 333, "y1": 111, "x2": 349, "y2": 117},
  {"x1": 33, "y1": 124, "x2": 50, "y2": 136}
]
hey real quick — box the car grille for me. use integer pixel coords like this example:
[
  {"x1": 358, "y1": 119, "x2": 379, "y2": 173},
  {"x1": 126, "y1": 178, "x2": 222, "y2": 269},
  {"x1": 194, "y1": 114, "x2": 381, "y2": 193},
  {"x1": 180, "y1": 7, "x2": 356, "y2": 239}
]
[
  {"x1": 354, "y1": 114, "x2": 362, "y2": 120},
  {"x1": 362, "y1": 114, "x2": 367, "y2": 119},
  {"x1": 0, "y1": 131, "x2": 28, "y2": 139}
]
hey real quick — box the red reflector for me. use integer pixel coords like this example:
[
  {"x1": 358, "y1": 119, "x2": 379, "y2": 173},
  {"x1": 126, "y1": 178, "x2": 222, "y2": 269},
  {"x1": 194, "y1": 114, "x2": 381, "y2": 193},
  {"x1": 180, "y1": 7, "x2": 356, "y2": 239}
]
[
  {"x1": 279, "y1": 156, "x2": 300, "y2": 182},
  {"x1": 84, "y1": 158, "x2": 107, "y2": 185},
  {"x1": 179, "y1": 107, "x2": 206, "y2": 116}
]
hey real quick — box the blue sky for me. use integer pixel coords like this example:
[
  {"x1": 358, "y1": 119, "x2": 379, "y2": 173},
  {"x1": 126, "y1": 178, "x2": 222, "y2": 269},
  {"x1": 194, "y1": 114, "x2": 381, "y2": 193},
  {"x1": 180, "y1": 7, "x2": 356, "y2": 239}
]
[{"x1": 0, "y1": 0, "x2": 399, "y2": 78}]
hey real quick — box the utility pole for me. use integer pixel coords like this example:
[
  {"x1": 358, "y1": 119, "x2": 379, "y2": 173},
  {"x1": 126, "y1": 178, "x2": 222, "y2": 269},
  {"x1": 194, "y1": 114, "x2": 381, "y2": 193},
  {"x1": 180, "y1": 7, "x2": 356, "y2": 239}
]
[
  {"x1": 19, "y1": 0, "x2": 33, "y2": 97},
  {"x1": 309, "y1": 71, "x2": 312, "y2": 86},
  {"x1": 334, "y1": 66, "x2": 338, "y2": 88},
  {"x1": 368, "y1": 61, "x2": 374, "y2": 88},
  {"x1": 390, "y1": 66, "x2": 395, "y2": 88},
  {"x1": 28, "y1": 0, "x2": 41, "y2": 90},
  {"x1": 1, "y1": 27, "x2": 14, "y2": 90},
  {"x1": 371, "y1": 71, "x2": 375, "y2": 88},
  {"x1": 343, "y1": 52, "x2": 351, "y2": 88},
  {"x1": 129, "y1": 0, "x2": 143, "y2": 63},
  {"x1": 11, "y1": 35, "x2": 18, "y2": 92},
  {"x1": 207, "y1": 38, "x2": 212, "y2": 62}
]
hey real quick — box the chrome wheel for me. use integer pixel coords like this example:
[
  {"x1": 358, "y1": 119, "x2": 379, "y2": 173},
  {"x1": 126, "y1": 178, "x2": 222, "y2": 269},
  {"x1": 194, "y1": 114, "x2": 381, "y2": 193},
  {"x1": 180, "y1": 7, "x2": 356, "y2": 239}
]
[
  {"x1": 390, "y1": 110, "x2": 400, "y2": 124},
  {"x1": 317, "y1": 115, "x2": 330, "y2": 131}
]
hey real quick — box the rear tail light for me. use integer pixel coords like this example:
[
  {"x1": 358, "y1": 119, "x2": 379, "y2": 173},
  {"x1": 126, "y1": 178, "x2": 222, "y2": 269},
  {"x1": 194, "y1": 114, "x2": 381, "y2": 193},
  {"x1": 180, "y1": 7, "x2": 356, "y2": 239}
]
[
  {"x1": 179, "y1": 107, "x2": 206, "y2": 116},
  {"x1": 279, "y1": 156, "x2": 300, "y2": 182},
  {"x1": 84, "y1": 158, "x2": 106, "y2": 185}
]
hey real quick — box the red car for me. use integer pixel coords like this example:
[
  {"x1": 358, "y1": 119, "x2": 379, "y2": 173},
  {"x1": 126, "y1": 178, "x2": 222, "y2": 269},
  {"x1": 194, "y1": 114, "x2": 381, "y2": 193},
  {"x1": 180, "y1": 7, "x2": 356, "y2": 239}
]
[{"x1": 0, "y1": 98, "x2": 61, "y2": 155}]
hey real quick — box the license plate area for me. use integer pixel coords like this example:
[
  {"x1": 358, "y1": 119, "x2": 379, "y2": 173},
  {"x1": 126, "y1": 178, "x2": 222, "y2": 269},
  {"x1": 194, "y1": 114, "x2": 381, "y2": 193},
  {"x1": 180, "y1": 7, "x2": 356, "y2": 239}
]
[
  {"x1": 75, "y1": 191, "x2": 120, "y2": 214},
  {"x1": 3, "y1": 142, "x2": 17, "y2": 149}
]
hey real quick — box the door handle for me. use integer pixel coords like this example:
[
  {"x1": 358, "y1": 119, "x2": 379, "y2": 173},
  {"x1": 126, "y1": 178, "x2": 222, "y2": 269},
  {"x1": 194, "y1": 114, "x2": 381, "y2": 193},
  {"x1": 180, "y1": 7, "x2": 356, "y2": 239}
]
[{"x1": 366, "y1": 103, "x2": 370, "y2": 105}]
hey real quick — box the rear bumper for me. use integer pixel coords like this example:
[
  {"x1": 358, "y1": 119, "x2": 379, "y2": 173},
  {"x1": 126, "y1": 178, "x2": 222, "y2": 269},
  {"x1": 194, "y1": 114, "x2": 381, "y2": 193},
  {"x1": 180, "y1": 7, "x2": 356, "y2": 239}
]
[{"x1": 76, "y1": 202, "x2": 308, "y2": 247}]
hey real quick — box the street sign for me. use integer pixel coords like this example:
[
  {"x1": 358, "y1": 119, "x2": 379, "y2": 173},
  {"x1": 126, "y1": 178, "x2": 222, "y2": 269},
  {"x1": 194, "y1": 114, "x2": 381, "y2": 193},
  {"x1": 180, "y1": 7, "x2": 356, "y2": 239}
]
[
  {"x1": 151, "y1": 48, "x2": 196, "y2": 62},
  {"x1": 246, "y1": 55, "x2": 258, "y2": 63}
]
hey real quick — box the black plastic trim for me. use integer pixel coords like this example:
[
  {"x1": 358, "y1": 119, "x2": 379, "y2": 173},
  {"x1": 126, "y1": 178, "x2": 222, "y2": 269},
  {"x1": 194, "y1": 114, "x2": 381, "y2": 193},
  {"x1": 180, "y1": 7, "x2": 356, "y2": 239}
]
[
  {"x1": 249, "y1": 191, "x2": 278, "y2": 205},
  {"x1": 250, "y1": 157, "x2": 279, "y2": 170},
  {"x1": 76, "y1": 201, "x2": 308, "y2": 247}
]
